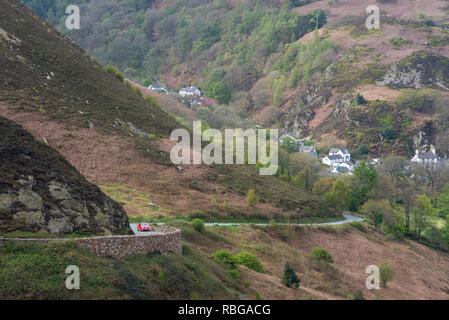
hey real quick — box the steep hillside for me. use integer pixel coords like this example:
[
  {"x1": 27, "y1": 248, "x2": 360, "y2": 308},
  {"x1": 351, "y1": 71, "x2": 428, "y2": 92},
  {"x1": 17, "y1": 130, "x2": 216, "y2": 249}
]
[
  {"x1": 0, "y1": 116, "x2": 131, "y2": 235},
  {"x1": 20, "y1": 0, "x2": 449, "y2": 157},
  {"x1": 3, "y1": 220, "x2": 449, "y2": 300},
  {"x1": 1, "y1": 0, "x2": 180, "y2": 139},
  {"x1": 202, "y1": 222, "x2": 449, "y2": 300},
  {"x1": 0, "y1": 0, "x2": 337, "y2": 221},
  {"x1": 281, "y1": 4, "x2": 449, "y2": 157},
  {"x1": 0, "y1": 240, "x2": 241, "y2": 299}
]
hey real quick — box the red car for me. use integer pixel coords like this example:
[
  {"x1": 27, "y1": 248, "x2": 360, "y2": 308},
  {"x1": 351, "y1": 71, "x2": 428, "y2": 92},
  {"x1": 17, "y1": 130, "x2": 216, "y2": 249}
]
[{"x1": 137, "y1": 222, "x2": 151, "y2": 232}]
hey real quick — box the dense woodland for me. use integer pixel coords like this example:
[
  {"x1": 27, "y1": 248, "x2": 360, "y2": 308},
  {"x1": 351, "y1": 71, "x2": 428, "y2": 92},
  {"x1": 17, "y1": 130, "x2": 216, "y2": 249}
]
[{"x1": 21, "y1": 0, "x2": 327, "y2": 105}]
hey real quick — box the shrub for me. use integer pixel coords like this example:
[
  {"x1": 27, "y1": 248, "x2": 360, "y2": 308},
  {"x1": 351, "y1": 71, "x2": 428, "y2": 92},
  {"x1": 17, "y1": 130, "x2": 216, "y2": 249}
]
[
  {"x1": 282, "y1": 262, "x2": 300, "y2": 288},
  {"x1": 356, "y1": 93, "x2": 367, "y2": 105},
  {"x1": 361, "y1": 199, "x2": 394, "y2": 229},
  {"x1": 389, "y1": 37, "x2": 413, "y2": 48},
  {"x1": 192, "y1": 219, "x2": 205, "y2": 233},
  {"x1": 324, "y1": 180, "x2": 350, "y2": 211},
  {"x1": 213, "y1": 250, "x2": 237, "y2": 269},
  {"x1": 379, "y1": 262, "x2": 394, "y2": 288},
  {"x1": 353, "y1": 289, "x2": 365, "y2": 300},
  {"x1": 312, "y1": 177, "x2": 334, "y2": 196},
  {"x1": 134, "y1": 87, "x2": 142, "y2": 97},
  {"x1": 104, "y1": 64, "x2": 124, "y2": 82},
  {"x1": 246, "y1": 189, "x2": 259, "y2": 207},
  {"x1": 228, "y1": 269, "x2": 241, "y2": 279},
  {"x1": 424, "y1": 19, "x2": 435, "y2": 27},
  {"x1": 396, "y1": 89, "x2": 441, "y2": 112},
  {"x1": 145, "y1": 95, "x2": 162, "y2": 109},
  {"x1": 311, "y1": 247, "x2": 333, "y2": 264},
  {"x1": 235, "y1": 252, "x2": 264, "y2": 273},
  {"x1": 350, "y1": 221, "x2": 366, "y2": 233},
  {"x1": 382, "y1": 127, "x2": 397, "y2": 140},
  {"x1": 386, "y1": 223, "x2": 405, "y2": 240}
]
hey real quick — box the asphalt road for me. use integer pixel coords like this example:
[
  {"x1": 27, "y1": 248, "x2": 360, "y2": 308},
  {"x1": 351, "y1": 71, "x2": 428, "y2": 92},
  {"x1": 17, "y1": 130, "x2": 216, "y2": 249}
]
[
  {"x1": 202, "y1": 213, "x2": 364, "y2": 226},
  {"x1": 204, "y1": 213, "x2": 365, "y2": 226},
  {"x1": 142, "y1": 214, "x2": 364, "y2": 227},
  {"x1": 129, "y1": 223, "x2": 166, "y2": 235}
]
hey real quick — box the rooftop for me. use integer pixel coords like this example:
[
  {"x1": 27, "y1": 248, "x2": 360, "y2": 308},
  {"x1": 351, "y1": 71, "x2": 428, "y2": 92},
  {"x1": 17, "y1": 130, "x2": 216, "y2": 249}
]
[{"x1": 180, "y1": 86, "x2": 200, "y2": 92}]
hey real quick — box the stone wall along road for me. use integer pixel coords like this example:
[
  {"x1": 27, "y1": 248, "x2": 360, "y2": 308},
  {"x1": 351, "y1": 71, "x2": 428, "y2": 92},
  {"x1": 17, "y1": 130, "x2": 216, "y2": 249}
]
[{"x1": 0, "y1": 226, "x2": 182, "y2": 259}]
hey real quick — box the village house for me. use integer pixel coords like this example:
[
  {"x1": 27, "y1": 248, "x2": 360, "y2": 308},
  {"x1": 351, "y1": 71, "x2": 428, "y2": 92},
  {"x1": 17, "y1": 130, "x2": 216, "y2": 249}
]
[
  {"x1": 148, "y1": 83, "x2": 168, "y2": 93},
  {"x1": 299, "y1": 145, "x2": 318, "y2": 158},
  {"x1": 329, "y1": 148, "x2": 351, "y2": 162},
  {"x1": 179, "y1": 86, "x2": 201, "y2": 97},
  {"x1": 322, "y1": 148, "x2": 354, "y2": 174},
  {"x1": 411, "y1": 149, "x2": 440, "y2": 164},
  {"x1": 322, "y1": 154, "x2": 345, "y2": 166}
]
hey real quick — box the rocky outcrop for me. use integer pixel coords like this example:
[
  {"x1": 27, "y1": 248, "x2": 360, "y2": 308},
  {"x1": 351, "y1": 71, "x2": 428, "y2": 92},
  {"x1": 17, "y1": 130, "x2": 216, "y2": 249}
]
[
  {"x1": 0, "y1": 117, "x2": 132, "y2": 235},
  {"x1": 412, "y1": 120, "x2": 435, "y2": 153},
  {"x1": 376, "y1": 51, "x2": 449, "y2": 90}
]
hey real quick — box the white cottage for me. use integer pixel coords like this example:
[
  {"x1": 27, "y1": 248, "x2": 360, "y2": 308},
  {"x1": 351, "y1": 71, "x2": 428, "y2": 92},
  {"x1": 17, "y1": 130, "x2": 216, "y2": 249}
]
[
  {"x1": 148, "y1": 84, "x2": 168, "y2": 93},
  {"x1": 179, "y1": 86, "x2": 201, "y2": 97},
  {"x1": 322, "y1": 154, "x2": 345, "y2": 166},
  {"x1": 411, "y1": 150, "x2": 440, "y2": 164},
  {"x1": 329, "y1": 148, "x2": 351, "y2": 162}
]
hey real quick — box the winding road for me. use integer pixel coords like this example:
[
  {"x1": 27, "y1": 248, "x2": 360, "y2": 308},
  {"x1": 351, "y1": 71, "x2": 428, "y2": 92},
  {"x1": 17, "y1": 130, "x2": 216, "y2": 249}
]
[
  {"x1": 202, "y1": 213, "x2": 365, "y2": 227},
  {"x1": 134, "y1": 214, "x2": 365, "y2": 231}
]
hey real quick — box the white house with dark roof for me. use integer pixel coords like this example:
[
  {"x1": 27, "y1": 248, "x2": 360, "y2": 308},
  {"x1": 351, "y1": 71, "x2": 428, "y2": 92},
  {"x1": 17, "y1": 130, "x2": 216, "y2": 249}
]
[
  {"x1": 322, "y1": 154, "x2": 345, "y2": 166},
  {"x1": 411, "y1": 149, "x2": 440, "y2": 164},
  {"x1": 179, "y1": 86, "x2": 201, "y2": 97},
  {"x1": 329, "y1": 148, "x2": 351, "y2": 162},
  {"x1": 148, "y1": 83, "x2": 168, "y2": 93}
]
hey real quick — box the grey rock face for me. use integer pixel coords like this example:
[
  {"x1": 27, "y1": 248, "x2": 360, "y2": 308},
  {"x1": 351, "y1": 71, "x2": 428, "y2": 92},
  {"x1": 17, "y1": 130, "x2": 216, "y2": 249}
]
[
  {"x1": 0, "y1": 193, "x2": 13, "y2": 213},
  {"x1": 18, "y1": 189, "x2": 43, "y2": 211},
  {"x1": 47, "y1": 217, "x2": 73, "y2": 234},
  {"x1": 48, "y1": 180, "x2": 72, "y2": 200},
  {"x1": 0, "y1": 117, "x2": 132, "y2": 236},
  {"x1": 376, "y1": 65, "x2": 422, "y2": 89},
  {"x1": 376, "y1": 52, "x2": 449, "y2": 90},
  {"x1": 13, "y1": 211, "x2": 45, "y2": 226}
]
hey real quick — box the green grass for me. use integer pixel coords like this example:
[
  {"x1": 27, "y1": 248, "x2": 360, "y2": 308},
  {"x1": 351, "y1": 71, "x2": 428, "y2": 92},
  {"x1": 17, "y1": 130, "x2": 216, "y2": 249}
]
[
  {"x1": 1, "y1": 231, "x2": 91, "y2": 239},
  {"x1": 0, "y1": 239, "x2": 240, "y2": 299}
]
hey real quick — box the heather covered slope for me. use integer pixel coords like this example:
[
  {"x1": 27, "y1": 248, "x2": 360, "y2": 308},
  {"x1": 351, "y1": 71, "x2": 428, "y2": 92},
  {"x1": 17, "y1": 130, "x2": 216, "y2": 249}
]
[
  {"x1": 0, "y1": 0, "x2": 338, "y2": 221},
  {"x1": 0, "y1": 0, "x2": 179, "y2": 138},
  {"x1": 0, "y1": 116, "x2": 132, "y2": 235}
]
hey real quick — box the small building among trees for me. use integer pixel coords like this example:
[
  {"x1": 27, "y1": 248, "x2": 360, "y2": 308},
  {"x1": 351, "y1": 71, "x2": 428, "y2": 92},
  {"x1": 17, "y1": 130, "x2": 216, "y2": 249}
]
[
  {"x1": 179, "y1": 86, "x2": 201, "y2": 97},
  {"x1": 148, "y1": 83, "x2": 168, "y2": 93}
]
